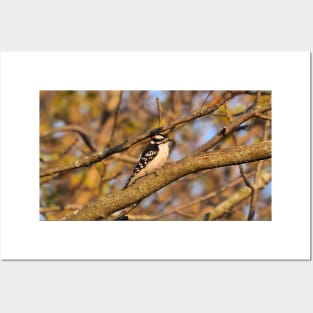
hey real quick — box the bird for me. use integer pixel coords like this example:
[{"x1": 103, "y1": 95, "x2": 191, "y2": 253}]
[
  {"x1": 115, "y1": 133, "x2": 171, "y2": 221},
  {"x1": 124, "y1": 133, "x2": 171, "y2": 189}
]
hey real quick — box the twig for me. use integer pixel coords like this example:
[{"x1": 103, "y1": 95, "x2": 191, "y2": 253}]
[
  {"x1": 40, "y1": 141, "x2": 127, "y2": 178},
  {"x1": 40, "y1": 206, "x2": 61, "y2": 213},
  {"x1": 40, "y1": 138, "x2": 79, "y2": 164},
  {"x1": 224, "y1": 99, "x2": 258, "y2": 220},
  {"x1": 40, "y1": 125, "x2": 96, "y2": 152},
  {"x1": 101, "y1": 171, "x2": 122, "y2": 183},
  {"x1": 255, "y1": 91, "x2": 262, "y2": 109},
  {"x1": 163, "y1": 90, "x2": 241, "y2": 133},
  {"x1": 200, "y1": 91, "x2": 213, "y2": 110},
  {"x1": 40, "y1": 204, "x2": 82, "y2": 214},
  {"x1": 98, "y1": 92, "x2": 122, "y2": 193},
  {"x1": 40, "y1": 173, "x2": 60, "y2": 184},
  {"x1": 245, "y1": 91, "x2": 271, "y2": 96},
  {"x1": 156, "y1": 97, "x2": 163, "y2": 127},
  {"x1": 255, "y1": 113, "x2": 272, "y2": 120},
  {"x1": 111, "y1": 154, "x2": 138, "y2": 164},
  {"x1": 108, "y1": 91, "x2": 122, "y2": 147},
  {"x1": 211, "y1": 103, "x2": 256, "y2": 118},
  {"x1": 224, "y1": 102, "x2": 254, "y2": 192},
  {"x1": 247, "y1": 117, "x2": 271, "y2": 220},
  {"x1": 196, "y1": 105, "x2": 271, "y2": 153}
]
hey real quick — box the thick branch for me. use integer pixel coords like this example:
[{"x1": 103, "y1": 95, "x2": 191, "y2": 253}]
[{"x1": 63, "y1": 140, "x2": 271, "y2": 221}]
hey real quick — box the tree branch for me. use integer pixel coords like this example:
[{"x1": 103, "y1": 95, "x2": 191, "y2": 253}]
[
  {"x1": 108, "y1": 91, "x2": 122, "y2": 147},
  {"x1": 208, "y1": 172, "x2": 271, "y2": 220},
  {"x1": 248, "y1": 117, "x2": 271, "y2": 220},
  {"x1": 156, "y1": 97, "x2": 163, "y2": 127},
  {"x1": 196, "y1": 105, "x2": 271, "y2": 153},
  {"x1": 40, "y1": 125, "x2": 96, "y2": 152},
  {"x1": 40, "y1": 90, "x2": 247, "y2": 179},
  {"x1": 129, "y1": 170, "x2": 256, "y2": 220},
  {"x1": 40, "y1": 141, "x2": 128, "y2": 178},
  {"x1": 62, "y1": 140, "x2": 271, "y2": 221}
]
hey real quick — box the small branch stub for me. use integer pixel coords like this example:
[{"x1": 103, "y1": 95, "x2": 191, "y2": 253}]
[{"x1": 156, "y1": 97, "x2": 163, "y2": 127}]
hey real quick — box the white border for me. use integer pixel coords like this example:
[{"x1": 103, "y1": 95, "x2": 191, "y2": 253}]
[{"x1": 0, "y1": 52, "x2": 310, "y2": 260}]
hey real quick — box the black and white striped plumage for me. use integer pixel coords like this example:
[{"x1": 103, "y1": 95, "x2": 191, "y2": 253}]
[{"x1": 124, "y1": 134, "x2": 170, "y2": 188}]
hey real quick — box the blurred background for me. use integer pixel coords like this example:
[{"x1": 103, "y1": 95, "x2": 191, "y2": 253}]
[{"x1": 40, "y1": 90, "x2": 271, "y2": 221}]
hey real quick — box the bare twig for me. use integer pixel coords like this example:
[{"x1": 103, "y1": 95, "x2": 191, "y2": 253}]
[
  {"x1": 156, "y1": 97, "x2": 163, "y2": 127},
  {"x1": 200, "y1": 91, "x2": 213, "y2": 110},
  {"x1": 247, "y1": 117, "x2": 271, "y2": 220},
  {"x1": 196, "y1": 105, "x2": 271, "y2": 153},
  {"x1": 40, "y1": 138, "x2": 79, "y2": 164},
  {"x1": 255, "y1": 113, "x2": 272, "y2": 120},
  {"x1": 40, "y1": 204, "x2": 82, "y2": 214},
  {"x1": 98, "y1": 92, "x2": 123, "y2": 193},
  {"x1": 40, "y1": 125, "x2": 96, "y2": 152},
  {"x1": 162, "y1": 90, "x2": 243, "y2": 134},
  {"x1": 224, "y1": 101, "x2": 254, "y2": 191},
  {"x1": 101, "y1": 171, "x2": 122, "y2": 183},
  {"x1": 40, "y1": 173, "x2": 61, "y2": 184},
  {"x1": 111, "y1": 154, "x2": 138, "y2": 164},
  {"x1": 40, "y1": 141, "x2": 127, "y2": 178},
  {"x1": 255, "y1": 91, "x2": 262, "y2": 109},
  {"x1": 108, "y1": 91, "x2": 122, "y2": 147}
]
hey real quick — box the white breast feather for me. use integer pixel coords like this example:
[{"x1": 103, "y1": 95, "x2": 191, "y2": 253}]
[
  {"x1": 143, "y1": 142, "x2": 169, "y2": 175},
  {"x1": 129, "y1": 142, "x2": 169, "y2": 184}
]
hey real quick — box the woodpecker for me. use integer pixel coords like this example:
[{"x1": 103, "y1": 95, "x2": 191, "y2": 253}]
[
  {"x1": 124, "y1": 134, "x2": 171, "y2": 189},
  {"x1": 114, "y1": 134, "x2": 171, "y2": 221}
]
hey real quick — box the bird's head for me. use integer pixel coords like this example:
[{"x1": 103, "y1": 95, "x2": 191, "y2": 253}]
[{"x1": 150, "y1": 134, "x2": 170, "y2": 145}]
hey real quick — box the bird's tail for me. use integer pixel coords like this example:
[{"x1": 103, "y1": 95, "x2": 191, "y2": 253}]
[{"x1": 114, "y1": 215, "x2": 128, "y2": 221}]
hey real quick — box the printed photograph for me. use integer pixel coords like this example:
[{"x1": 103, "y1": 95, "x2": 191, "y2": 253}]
[{"x1": 40, "y1": 91, "x2": 272, "y2": 221}]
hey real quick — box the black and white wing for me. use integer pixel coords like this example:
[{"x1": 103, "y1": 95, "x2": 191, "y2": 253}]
[{"x1": 124, "y1": 143, "x2": 158, "y2": 188}]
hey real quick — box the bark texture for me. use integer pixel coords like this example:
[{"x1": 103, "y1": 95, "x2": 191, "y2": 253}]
[{"x1": 63, "y1": 141, "x2": 271, "y2": 221}]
